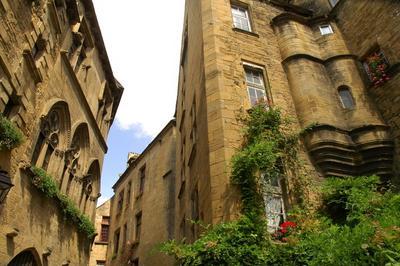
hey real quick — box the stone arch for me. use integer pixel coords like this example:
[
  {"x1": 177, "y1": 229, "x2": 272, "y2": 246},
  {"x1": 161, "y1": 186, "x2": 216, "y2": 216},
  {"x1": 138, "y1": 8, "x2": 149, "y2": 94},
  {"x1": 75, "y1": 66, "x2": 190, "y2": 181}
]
[
  {"x1": 79, "y1": 159, "x2": 100, "y2": 217},
  {"x1": 31, "y1": 101, "x2": 71, "y2": 176},
  {"x1": 60, "y1": 122, "x2": 90, "y2": 201},
  {"x1": 8, "y1": 247, "x2": 42, "y2": 266}
]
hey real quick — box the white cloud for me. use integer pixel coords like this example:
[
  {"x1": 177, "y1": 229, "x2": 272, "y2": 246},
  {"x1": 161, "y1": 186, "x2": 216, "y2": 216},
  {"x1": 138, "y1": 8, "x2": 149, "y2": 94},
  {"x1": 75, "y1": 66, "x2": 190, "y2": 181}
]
[
  {"x1": 96, "y1": 195, "x2": 109, "y2": 207},
  {"x1": 93, "y1": 0, "x2": 185, "y2": 137}
]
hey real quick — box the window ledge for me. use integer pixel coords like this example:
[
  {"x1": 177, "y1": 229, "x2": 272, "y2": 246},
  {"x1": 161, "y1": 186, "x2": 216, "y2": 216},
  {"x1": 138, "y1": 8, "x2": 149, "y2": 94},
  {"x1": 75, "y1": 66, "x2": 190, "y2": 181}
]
[
  {"x1": 232, "y1": 27, "x2": 259, "y2": 38},
  {"x1": 94, "y1": 241, "x2": 108, "y2": 245}
]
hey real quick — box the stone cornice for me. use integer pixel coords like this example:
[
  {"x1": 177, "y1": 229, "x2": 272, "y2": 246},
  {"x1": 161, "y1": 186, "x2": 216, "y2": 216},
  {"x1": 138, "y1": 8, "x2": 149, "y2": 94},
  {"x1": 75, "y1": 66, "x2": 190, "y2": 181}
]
[{"x1": 60, "y1": 51, "x2": 108, "y2": 153}]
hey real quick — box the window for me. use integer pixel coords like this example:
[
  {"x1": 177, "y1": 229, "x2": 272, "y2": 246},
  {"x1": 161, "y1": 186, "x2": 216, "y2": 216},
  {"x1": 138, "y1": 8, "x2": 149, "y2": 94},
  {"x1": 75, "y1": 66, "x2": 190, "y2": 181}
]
[
  {"x1": 135, "y1": 212, "x2": 142, "y2": 241},
  {"x1": 231, "y1": 5, "x2": 251, "y2": 32},
  {"x1": 123, "y1": 223, "x2": 128, "y2": 248},
  {"x1": 262, "y1": 174, "x2": 285, "y2": 233},
  {"x1": 363, "y1": 49, "x2": 390, "y2": 86},
  {"x1": 100, "y1": 216, "x2": 110, "y2": 242},
  {"x1": 329, "y1": 0, "x2": 339, "y2": 7},
  {"x1": 117, "y1": 191, "x2": 124, "y2": 214},
  {"x1": 96, "y1": 261, "x2": 106, "y2": 266},
  {"x1": 126, "y1": 181, "x2": 131, "y2": 207},
  {"x1": 139, "y1": 166, "x2": 146, "y2": 195},
  {"x1": 114, "y1": 229, "x2": 120, "y2": 254},
  {"x1": 319, "y1": 24, "x2": 333, "y2": 35},
  {"x1": 338, "y1": 86, "x2": 355, "y2": 109},
  {"x1": 245, "y1": 67, "x2": 267, "y2": 106}
]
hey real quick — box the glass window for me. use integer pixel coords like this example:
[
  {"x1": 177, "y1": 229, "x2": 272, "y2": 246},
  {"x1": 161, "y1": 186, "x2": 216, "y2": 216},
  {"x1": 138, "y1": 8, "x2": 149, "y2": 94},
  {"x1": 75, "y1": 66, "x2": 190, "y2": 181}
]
[
  {"x1": 135, "y1": 212, "x2": 142, "y2": 241},
  {"x1": 245, "y1": 67, "x2": 267, "y2": 106},
  {"x1": 262, "y1": 173, "x2": 285, "y2": 232},
  {"x1": 231, "y1": 5, "x2": 251, "y2": 32},
  {"x1": 139, "y1": 166, "x2": 146, "y2": 194},
  {"x1": 363, "y1": 49, "x2": 390, "y2": 86},
  {"x1": 329, "y1": 0, "x2": 339, "y2": 7},
  {"x1": 338, "y1": 87, "x2": 355, "y2": 109},
  {"x1": 319, "y1": 24, "x2": 333, "y2": 35}
]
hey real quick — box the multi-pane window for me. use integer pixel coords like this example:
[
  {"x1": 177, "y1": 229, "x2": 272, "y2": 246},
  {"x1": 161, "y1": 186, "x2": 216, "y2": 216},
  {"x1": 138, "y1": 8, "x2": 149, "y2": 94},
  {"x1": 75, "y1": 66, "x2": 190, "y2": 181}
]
[
  {"x1": 135, "y1": 212, "x2": 142, "y2": 241},
  {"x1": 245, "y1": 67, "x2": 267, "y2": 106},
  {"x1": 100, "y1": 216, "x2": 110, "y2": 242},
  {"x1": 262, "y1": 174, "x2": 286, "y2": 233},
  {"x1": 319, "y1": 24, "x2": 333, "y2": 35},
  {"x1": 231, "y1": 5, "x2": 251, "y2": 32},
  {"x1": 139, "y1": 166, "x2": 146, "y2": 195},
  {"x1": 363, "y1": 49, "x2": 390, "y2": 86},
  {"x1": 338, "y1": 86, "x2": 355, "y2": 109}
]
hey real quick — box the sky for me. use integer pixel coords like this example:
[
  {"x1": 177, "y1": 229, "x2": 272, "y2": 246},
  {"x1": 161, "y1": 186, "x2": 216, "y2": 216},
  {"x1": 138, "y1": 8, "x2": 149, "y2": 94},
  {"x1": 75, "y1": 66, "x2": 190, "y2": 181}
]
[{"x1": 92, "y1": 0, "x2": 185, "y2": 205}]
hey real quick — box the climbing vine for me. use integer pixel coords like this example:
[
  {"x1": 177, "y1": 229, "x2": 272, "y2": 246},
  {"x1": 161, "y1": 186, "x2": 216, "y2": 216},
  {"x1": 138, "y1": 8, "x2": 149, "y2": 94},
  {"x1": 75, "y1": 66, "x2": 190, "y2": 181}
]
[
  {"x1": 30, "y1": 166, "x2": 96, "y2": 239},
  {"x1": 0, "y1": 115, "x2": 24, "y2": 151},
  {"x1": 160, "y1": 105, "x2": 400, "y2": 265}
]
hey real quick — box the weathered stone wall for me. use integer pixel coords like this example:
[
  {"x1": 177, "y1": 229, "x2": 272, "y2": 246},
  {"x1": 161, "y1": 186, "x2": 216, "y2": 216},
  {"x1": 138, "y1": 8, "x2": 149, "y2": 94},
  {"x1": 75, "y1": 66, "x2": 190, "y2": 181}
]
[
  {"x1": 334, "y1": 0, "x2": 400, "y2": 181},
  {"x1": 0, "y1": 0, "x2": 121, "y2": 265},
  {"x1": 89, "y1": 200, "x2": 110, "y2": 266},
  {"x1": 107, "y1": 122, "x2": 176, "y2": 266}
]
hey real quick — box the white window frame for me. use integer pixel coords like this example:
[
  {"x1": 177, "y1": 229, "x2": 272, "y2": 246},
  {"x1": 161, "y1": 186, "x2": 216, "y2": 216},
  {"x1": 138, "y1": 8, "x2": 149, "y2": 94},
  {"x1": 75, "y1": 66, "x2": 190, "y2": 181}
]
[
  {"x1": 231, "y1": 5, "x2": 252, "y2": 32},
  {"x1": 244, "y1": 66, "x2": 268, "y2": 106},
  {"x1": 319, "y1": 24, "x2": 333, "y2": 35},
  {"x1": 262, "y1": 173, "x2": 286, "y2": 233}
]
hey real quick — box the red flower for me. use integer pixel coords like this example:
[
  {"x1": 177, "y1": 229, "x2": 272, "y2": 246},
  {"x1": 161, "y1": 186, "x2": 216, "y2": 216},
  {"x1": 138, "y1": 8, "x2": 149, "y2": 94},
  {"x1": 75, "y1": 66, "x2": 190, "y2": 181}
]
[{"x1": 280, "y1": 221, "x2": 297, "y2": 234}]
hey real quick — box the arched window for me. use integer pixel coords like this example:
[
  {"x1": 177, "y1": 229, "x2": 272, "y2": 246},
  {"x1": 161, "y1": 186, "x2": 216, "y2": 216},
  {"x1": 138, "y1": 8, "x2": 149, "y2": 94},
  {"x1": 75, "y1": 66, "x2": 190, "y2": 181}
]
[
  {"x1": 8, "y1": 248, "x2": 41, "y2": 266},
  {"x1": 338, "y1": 86, "x2": 355, "y2": 109},
  {"x1": 79, "y1": 160, "x2": 100, "y2": 216},
  {"x1": 60, "y1": 123, "x2": 89, "y2": 200},
  {"x1": 31, "y1": 102, "x2": 70, "y2": 174}
]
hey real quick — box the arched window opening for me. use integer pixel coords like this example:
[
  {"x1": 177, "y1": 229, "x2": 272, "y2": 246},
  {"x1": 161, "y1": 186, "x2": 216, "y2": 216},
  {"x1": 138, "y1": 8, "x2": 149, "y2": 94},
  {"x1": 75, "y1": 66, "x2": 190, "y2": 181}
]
[
  {"x1": 80, "y1": 160, "x2": 100, "y2": 215},
  {"x1": 338, "y1": 86, "x2": 355, "y2": 109},
  {"x1": 31, "y1": 103, "x2": 70, "y2": 175},
  {"x1": 8, "y1": 249, "x2": 41, "y2": 266}
]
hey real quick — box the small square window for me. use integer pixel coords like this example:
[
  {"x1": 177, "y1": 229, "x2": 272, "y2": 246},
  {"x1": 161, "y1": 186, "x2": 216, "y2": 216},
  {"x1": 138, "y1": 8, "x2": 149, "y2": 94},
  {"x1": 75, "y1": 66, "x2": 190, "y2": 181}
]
[
  {"x1": 319, "y1": 25, "x2": 333, "y2": 35},
  {"x1": 231, "y1": 5, "x2": 252, "y2": 32}
]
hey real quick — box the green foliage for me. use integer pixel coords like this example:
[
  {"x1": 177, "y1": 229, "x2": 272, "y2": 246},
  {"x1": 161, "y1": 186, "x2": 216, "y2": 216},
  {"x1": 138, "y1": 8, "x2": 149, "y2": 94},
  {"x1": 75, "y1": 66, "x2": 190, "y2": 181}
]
[
  {"x1": 30, "y1": 166, "x2": 96, "y2": 239},
  {"x1": 0, "y1": 115, "x2": 24, "y2": 151},
  {"x1": 231, "y1": 105, "x2": 299, "y2": 216}
]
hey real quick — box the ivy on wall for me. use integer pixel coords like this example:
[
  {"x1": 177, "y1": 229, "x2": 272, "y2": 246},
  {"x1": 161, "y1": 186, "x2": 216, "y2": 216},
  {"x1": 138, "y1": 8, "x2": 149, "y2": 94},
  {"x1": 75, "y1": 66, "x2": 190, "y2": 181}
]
[
  {"x1": 0, "y1": 115, "x2": 24, "y2": 151},
  {"x1": 30, "y1": 166, "x2": 96, "y2": 239},
  {"x1": 160, "y1": 105, "x2": 400, "y2": 265}
]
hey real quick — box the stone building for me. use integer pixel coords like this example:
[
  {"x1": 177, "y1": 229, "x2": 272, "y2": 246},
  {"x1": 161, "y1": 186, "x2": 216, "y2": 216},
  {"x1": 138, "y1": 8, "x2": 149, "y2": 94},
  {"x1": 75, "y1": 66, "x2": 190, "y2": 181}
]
[
  {"x1": 106, "y1": 121, "x2": 176, "y2": 266},
  {"x1": 104, "y1": 0, "x2": 399, "y2": 264},
  {"x1": 174, "y1": 0, "x2": 397, "y2": 244},
  {"x1": 0, "y1": 0, "x2": 122, "y2": 265},
  {"x1": 89, "y1": 199, "x2": 111, "y2": 266}
]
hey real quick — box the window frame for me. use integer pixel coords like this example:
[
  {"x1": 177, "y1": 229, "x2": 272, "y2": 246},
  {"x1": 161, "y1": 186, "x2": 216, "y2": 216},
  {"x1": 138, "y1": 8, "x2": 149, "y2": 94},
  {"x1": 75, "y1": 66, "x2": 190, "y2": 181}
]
[
  {"x1": 243, "y1": 64, "x2": 269, "y2": 107},
  {"x1": 135, "y1": 212, "x2": 142, "y2": 241},
  {"x1": 337, "y1": 86, "x2": 356, "y2": 110},
  {"x1": 231, "y1": 4, "x2": 252, "y2": 32},
  {"x1": 262, "y1": 173, "x2": 286, "y2": 233},
  {"x1": 319, "y1": 24, "x2": 333, "y2": 35}
]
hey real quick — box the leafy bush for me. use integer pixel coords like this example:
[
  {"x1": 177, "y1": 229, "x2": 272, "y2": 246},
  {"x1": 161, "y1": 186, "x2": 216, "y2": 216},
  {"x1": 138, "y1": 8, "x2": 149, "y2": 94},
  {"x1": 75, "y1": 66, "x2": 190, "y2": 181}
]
[
  {"x1": 30, "y1": 166, "x2": 96, "y2": 239},
  {"x1": 0, "y1": 115, "x2": 24, "y2": 151},
  {"x1": 161, "y1": 106, "x2": 400, "y2": 265}
]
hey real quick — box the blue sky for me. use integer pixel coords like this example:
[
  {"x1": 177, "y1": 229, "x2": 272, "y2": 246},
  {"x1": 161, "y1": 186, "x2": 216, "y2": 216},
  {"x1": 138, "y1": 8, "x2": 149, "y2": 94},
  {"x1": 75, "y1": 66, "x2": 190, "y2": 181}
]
[{"x1": 93, "y1": 0, "x2": 185, "y2": 204}]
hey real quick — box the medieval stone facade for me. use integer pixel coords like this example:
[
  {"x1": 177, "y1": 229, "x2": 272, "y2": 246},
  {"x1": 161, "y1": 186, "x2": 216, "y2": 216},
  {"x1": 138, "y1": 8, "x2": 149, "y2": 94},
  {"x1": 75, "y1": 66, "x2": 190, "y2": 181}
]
[
  {"x1": 106, "y1": 121, "x2": 176, "y2": 266},
  {"x1": 108, "y1": 0, "x2": 399, "y2": 264},
  {"x1": 0, "y1": 0, "x2": 122, "y2": 265},
  {"x1": 89, "y1": 200, "x2": 110, "y2": 266}
]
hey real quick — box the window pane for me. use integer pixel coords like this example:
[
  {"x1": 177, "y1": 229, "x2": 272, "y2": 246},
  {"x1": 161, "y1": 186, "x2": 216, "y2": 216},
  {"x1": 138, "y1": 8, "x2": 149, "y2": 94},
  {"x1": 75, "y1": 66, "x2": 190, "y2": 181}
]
[
  {"x1": 320, "y1": 25, "x2": 333, "y2": 35},
  {"x1": 265, "y1": 195, "x2": 284, "y2": 232},
  {"x1": 231, "y1": 5, "x2": 251, "y2": 31},
  {"x1": 338, "y1": 88, "x2": 355, "y2": 109}
]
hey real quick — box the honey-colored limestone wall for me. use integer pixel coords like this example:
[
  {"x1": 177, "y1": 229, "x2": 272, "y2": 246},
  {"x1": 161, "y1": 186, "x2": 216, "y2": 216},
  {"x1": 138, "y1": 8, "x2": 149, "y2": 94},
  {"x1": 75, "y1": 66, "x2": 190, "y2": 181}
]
[
  {"x1": 107, "y1": 122, "x2": 176, "y2": 266},
  {"x1": 333, "y1": 0, "x2": 400, "y2": 181},
  {"x1": 0, "y1": 0, "x2": 121, "y2": 265},
  {"x1": 89, "y1": 200, "x2": 110, "y2": 266}
]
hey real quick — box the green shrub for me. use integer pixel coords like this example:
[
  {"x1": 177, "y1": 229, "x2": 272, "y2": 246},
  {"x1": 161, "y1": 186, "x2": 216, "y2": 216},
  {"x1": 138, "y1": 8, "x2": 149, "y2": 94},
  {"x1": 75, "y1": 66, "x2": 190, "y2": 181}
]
[
  {"x1": 161, "y1": 106, "x2": 400, "y2": 265},
  {"x1": 0, "y1": 115, "x2": 24, "y2": 151},
  {"x1": 30, "y1": 166, "x2": 96, "y2": 239}
]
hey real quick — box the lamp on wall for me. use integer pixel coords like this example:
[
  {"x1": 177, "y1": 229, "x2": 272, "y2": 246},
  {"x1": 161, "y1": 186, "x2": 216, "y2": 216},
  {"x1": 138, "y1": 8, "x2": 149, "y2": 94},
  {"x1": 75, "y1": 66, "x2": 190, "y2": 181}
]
[{"x1": 0, "y1": 170, "x2": 13, "y2": 204}]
